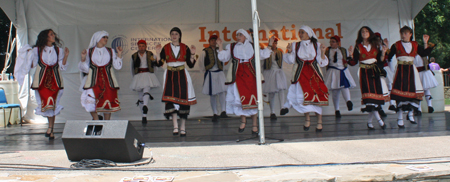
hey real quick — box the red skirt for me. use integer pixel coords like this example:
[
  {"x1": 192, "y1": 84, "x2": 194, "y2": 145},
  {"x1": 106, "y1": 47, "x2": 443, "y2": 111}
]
[
  {"x1": 235, "y1": 62, "x2": 258, "y2": 110},
  {"x1": 298, "y1": 61, "x2": 329, "y2": 106},
  {"x1": 92, "y1": 66, "x2": 120, "y2": 112},
  {"x1": 37, "y1": 67, "x2": 60, "y2": 112}
]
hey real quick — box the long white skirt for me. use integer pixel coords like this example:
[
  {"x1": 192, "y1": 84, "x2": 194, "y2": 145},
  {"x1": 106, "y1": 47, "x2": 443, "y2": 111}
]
[
  {"x1": 34, "y1": 90, "x2": 64, "y2": 117},
  {"x1": 129, "y1": 72, "x2": 161, "y2": 91},
  {"x1": 202, "y1": 70, "x2": 227, "y2": 95},
  {"x1": 262, "y1": 69, "x2": 288, "y2": 93},
  {"x1": 420, "y1": 70, "x2": 438, "y2": 90},
  {"x1": 324, "y1": 68, "x2": 356, "y2": 89},
  {"x1": 283, "y1": 83, "x2": 322, "y2": 114},
  {"x1": 80, "y1": 89, "x2": 96, "y2": 113},
  {"x1": 226, "y1": 83, "x2": 257, "y2": 116}
]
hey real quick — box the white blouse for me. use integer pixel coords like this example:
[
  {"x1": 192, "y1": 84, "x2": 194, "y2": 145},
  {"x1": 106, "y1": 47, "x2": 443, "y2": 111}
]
[
  {"x1": 79, "y1": 47, "x2": 123, "y2": 73},
  {"x1": 218, "y1": 39, "x2": 272, "y2": 63},
  {"x1": 328, "y1": 48, "x2": 349, "y2": 69},
  {"x1": 283, "y1": 40, "x2": 328, "y2": 67},
  {"x1": 30, "y1": 46, "x2": 67, "y2": 70}
]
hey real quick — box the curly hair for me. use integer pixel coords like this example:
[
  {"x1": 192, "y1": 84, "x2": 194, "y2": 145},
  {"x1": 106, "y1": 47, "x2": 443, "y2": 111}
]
[
  {"x1": 355, "y1": 26, "x2": 380, "y2": 50},
  {"x1": 33, "y1": 29, "x2": 63, "y2": 52}
]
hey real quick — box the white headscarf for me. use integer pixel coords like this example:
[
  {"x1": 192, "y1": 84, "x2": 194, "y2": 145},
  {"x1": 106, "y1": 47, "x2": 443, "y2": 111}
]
[
  {"x1": 236, "y1": 29, "x2": 253, "y2": 43},
  {"x1": 88, "y1": 30, "x2": 109, "y2": 48},
  {"x1": 299, "y1": 25, "x2": 317, "y2": 39}
]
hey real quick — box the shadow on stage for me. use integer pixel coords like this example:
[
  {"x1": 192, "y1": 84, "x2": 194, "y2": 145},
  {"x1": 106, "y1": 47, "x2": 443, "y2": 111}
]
[{"x1": 1, "y1": 112, "x2": 449, "y2": 151}]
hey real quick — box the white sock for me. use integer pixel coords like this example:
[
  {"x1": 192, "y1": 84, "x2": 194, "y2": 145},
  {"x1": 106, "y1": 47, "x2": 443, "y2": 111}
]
[
  {"x1": 342, "y1": 88, "x2": 351, "y2": 102},
  {"x1": 269, "y1": 93, "x2": 275, "y2": 114},
  {"x1": 408, "y1": 110, "x2": 415, "y2": 121},
  {"x1": 367, "y1": 112, "x2": 374, "y2": 128},
  {"x1": 219, "y1": 92, "x2": 226, "y2": 113},
  {"x1": 332, "y1": 89, "x2": 341, "y2": 111},
  {"x1": 373, "y1": 111, "x2": 384, "y2": 126},
  {"x1": 210, "y1": 95, "x2": 218, "y2": 115},
  {"x1": 398, "y1": 108, "x2": 404, "y2": 125},
  {"x1": 424, "y1": 89, "x2": 432, "y2": 107},
  {"x1": 278, "y1": 90, "x2": 286, "y2": 110}
]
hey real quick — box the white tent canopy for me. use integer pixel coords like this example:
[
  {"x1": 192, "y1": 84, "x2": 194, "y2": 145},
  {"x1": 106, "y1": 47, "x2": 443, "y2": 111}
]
[{"x1": 0, "y1": 0, "x2": 435, "y2": 123}]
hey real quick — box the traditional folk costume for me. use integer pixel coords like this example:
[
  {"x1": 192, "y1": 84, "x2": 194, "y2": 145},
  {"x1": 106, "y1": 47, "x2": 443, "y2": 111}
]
[
  {"x1": 388, "y1": 40, "x2": 433, "y2": 127},
  {"x1": 130, "y1": 40, "x2": 162, "y2": 123},
  {"x1": 348, "y1": 43, "x2": 388, "y2": 129},
  {"x1": 324, "y1": 36, "x2": 356, "y2": 117},
  {"x1": 375, "y1": 32, "x2": 396, "y2": 114},
  {"x1": 414, "y1": 55, "x2": 438, "y2": 113},
  {"x1": 79, "y1": 31, "x2": 123, "y2": 113},
  {"x1": 160, "y1": 30, "x2": 196, "y2": 120},
  {"x1": 199, "y1": 35, "x2": 228, "y2": 122},
  {"x1": 280, "y1": 26, "x2": 329, "y2": 115},
  {"x1": 262, "y1": 40, "x2": 288, "y2": 119},
  {"x1": 217, "y1": 29, "x2": 272, "y2": 117},
  {"x1": 15, "y1": 44, "x2": 67, "y2": 117}
]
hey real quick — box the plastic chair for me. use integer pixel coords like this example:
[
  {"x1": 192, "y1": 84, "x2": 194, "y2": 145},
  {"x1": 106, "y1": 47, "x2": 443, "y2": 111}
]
[{"x1": 0, "y1": 87, "x2": 22, "y2": 127}]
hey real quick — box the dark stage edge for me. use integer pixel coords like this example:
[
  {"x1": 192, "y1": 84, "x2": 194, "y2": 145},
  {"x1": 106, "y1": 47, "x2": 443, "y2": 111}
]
[{"x1": 0, "y1": 112, "x2": 449, "y2": 151}]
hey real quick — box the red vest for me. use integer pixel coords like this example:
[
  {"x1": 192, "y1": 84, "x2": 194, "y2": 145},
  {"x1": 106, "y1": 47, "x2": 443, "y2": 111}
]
[
  {"x1": 395, "y1": 41, "x2": 418, "y2": 57},
  {"x1": 164, "y1": 43, "x2": 187, "y2": 63},
  {"x1": 357, "y1": 44, "x2": 378, "y2": 61}
]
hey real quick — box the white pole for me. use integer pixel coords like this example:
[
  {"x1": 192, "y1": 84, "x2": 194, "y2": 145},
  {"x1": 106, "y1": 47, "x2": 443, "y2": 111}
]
[{"x1": 251, "y1": 0, "x2": 265, "y2": 144}]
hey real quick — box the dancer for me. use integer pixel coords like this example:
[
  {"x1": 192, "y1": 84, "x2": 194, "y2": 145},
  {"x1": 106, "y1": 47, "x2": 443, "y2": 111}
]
[
  {"x1": 387, "y1": 26, "x2": 434, "y2": 128},
  {"x1": 216, "y1": 29, "x2": 274, "y2": 134},
  {"x1": 414, "y1": 55, "x2": 438, "y2": 114},
  {"x1": 15, "y1": 29, "x2": 69, "y2": 140},
  {"x1": 348, "y1": 26, "x2": 388, "y2": 130},
  {"x1": 130, "y1": 40, "x2": 163, "y2": 124},
  {"x1": 279, "y1": 25, "x2": 329, "y2": 132},
  {"x1": 156, "y1": 27, "x2": 197, "y2": 137},
  {"x1": 324, "y1": 35, "x2": 356, "y2": 118},
  {"x1": 262, "y1": 38, "x2": 288, "y2": 120},
  {"x1": 79, "y1": 31, "x2": 123, "y2": 120},
  {"x1": 374, "y1": 33, "x2": 395, "y2": 116},
  {"x1": 198, "y1": 35, "x2": 228, "y2": 122}
]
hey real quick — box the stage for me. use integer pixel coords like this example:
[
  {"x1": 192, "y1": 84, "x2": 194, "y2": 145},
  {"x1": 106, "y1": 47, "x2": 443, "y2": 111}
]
[{"x1": 0, "y1": 112, "x2": 449, "y2": 151}]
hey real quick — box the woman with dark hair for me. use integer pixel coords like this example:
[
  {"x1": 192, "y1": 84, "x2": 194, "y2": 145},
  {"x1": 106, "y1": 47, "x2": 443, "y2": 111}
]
[
  {"x1": 279, "y1": 25, "x2": 329, "y2": 132},
  {"x1": 14, "y1": 29, "x2": 69, "y2": 139},
  {"x1": 155, "y1": 27, "x2": 197, "y2": 137},
  {"x1": 348, "y1": 26, "x2": 388, "y2": 130}
]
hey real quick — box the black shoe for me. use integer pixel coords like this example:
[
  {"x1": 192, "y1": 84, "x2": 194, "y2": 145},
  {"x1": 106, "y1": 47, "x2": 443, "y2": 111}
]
[
  {"x1": 415, "y1": 110, "x2": 422, "y2": 116},
  {"x1": 142, "y1": 117, "x2": 147, "y2": 124},
  {"x1": 173, "y1": 128, "x2": 179, "y2": 135},
  {"x1": 381, "y1": 123, "x2": 387, "y2": 130},
  {"x1": 212, "y1": 114, "x2": 219, "y2": 122},
  {"x1": 180, "y1": 130, "x2": 186, "y2": 137},
  {"x1": 270, "y1": 113, "x2": 277, "y2": 120},
  {"x1": 45, "y1": 127, "x2": 52, "y2": 137},
  {"x1": 378, "y1": 109, "x2": 387, "y2": 118},
  {"x1": 367, "y1": 124, "x2": 375, "y2": 130},
  {"x1": 347, "y1": 101, "x2": 353, "y2": 111},
  {"x1": 165, "y1": 114, "x2": 171, "y2": 120},
  {"x1": 428, "y1": 106, "x2": 434, "y2": 113},
  {"x1": 398, "y1": 124, "x2": 405, "y2": 128},
  {"x1": 49, "y1": 127, "x2": 55, "y2": 140},
  {"x1": 407, "y1": 115, "x2": 417, "y2": 124},
  {"x1": 335, "y1": 111, "x2": 341, "y2": 118},
  {"x1": 388, "y1": 105, "x2": 396, "y2": 111},
  {"x1": 280, "y1": 108, "x2": 289, "y2": 115},
  {"x1": 238, "y1": 121, "x2": 246, "y2": 133},
  {"x1": 98, "y1": 115, "x2": 103, "y2": 120},
  {"x1": 315, "y1": 128, "x2": 322, "y2": 132},
  {"x1": 142, "y1": 106, "x2": 148, "y2": 114},
  {"x1": 252, "y1": 126, "x2": 259, "y2": 135},
  {"x1": 220, "y1": 111, "x2": 228, "y2": 118},
  {"x1": 303, "y1": 120, "x2": 310, "y2": 131}
]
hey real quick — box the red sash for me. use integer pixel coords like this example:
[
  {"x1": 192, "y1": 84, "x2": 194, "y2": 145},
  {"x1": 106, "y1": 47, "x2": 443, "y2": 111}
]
[
  {"x1": 235, "y1": 62, "x2": 258, "y2": 109},
  {"x1": 37, "y1": 64, "x2": 60, "y2": 112},
  {"x1": 92, "y1": 64, "x2": 120, "y2": 112}
]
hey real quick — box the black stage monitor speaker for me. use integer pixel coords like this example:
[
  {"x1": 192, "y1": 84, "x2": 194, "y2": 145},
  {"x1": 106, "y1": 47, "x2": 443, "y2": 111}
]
[{"x1": 62, "y1": 120, "x2": 145, "y2": 162}]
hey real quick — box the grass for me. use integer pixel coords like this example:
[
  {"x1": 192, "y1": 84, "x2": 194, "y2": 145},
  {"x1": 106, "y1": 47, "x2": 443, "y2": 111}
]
[{"x1": 446, "y1": 98, "x2": 450, "y2": 105}]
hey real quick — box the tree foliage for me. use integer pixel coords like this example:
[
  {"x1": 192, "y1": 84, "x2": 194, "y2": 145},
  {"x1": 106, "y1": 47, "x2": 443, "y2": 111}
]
[
  {"x1": 0, "y1": 7, "x2": 16, "y2": 73},
  {"x1": 415, "y1": 0, "x2": 450, "y2": 68}
]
